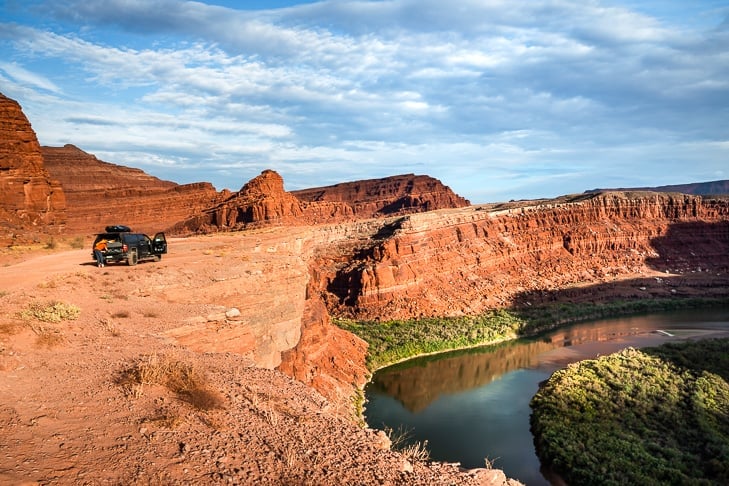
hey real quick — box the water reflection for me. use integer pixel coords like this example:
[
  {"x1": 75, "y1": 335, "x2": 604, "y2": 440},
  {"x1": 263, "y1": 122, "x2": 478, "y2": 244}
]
[
  {"x1": 371, "y1": 317, "x2": 666, "y2": 412},
  {"x1": 365, "y1": 309, "x2": 729, "y2": 485}
]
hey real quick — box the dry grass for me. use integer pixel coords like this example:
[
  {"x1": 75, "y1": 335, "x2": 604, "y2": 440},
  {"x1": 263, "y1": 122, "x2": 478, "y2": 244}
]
[
  {"x1": 385, "y1": 426, "x2": 431, "y2": 463},
  {"x1": 68, "y1": 236, "x2": 85, "y2": 249},
  {"x1": 20, "y1": 301, "x2": 80, "y2": 323},
  {"x1": 142, "y1": 408, "x2": 184, "y2": 429},
  {"x1": 483, "y1": 456, "x2": 499, "y2": 469},
  {"x1": 2, "y1": 318, "x2": 65, "y2": 348},
  {"x1": 37, "y1": 279, "x2": 58, "y2": 289},
  {"x1": 30, "y1": 324, "x2": 66, "y2": 348},
  {"x1": 118, "y1": 354, "x2": 225, "y2": 411},
  {"x1": 0, "y1": 321, "x2": 22, "y2": 336},
  {"x1": 399, "y1": 440, "x2": 430, "y2": 463},
  {"x1": 99, "y1": 318, "x2": 121, "y2": 337}
]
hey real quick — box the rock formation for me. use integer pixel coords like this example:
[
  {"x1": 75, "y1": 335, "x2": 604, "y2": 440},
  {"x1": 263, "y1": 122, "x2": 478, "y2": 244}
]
[
  {"x1": 42, "y1": 144, "x2": 223, "y2": 236},
  {"x1": 170, "y1": 170, "x2": 470, "y2": 234},
  {"x1": 278, "y1": 295, "x2": 369, "y2": 417},
  {"x1": 308, "y1": 192, "x2": 729, "y2": 321},
  {"x1": 292, "y1": 173, "x2": 470, "y2": 217},
  {"x1": 0, "y1": 93, "x2": 66, "y2": 243}
]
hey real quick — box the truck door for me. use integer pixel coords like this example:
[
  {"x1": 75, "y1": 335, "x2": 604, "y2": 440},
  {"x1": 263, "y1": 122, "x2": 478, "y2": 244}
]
[{"x1": 153, "y1": 233, "x2": 167, "y2": 254}]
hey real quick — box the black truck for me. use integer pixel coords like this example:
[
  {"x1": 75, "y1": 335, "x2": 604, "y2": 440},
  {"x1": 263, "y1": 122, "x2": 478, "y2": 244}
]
[{"x1": 92, "y1": 225, "x2": 167, "y2": 266}]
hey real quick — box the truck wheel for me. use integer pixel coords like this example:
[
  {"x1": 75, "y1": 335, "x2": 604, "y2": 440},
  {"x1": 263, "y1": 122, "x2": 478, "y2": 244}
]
[
  {"x1": 128, "y1": 249, "x2": 138, "y2": 266},
  {"x1": 153, "y1": 255, "x2": 161, "y2": 262}
]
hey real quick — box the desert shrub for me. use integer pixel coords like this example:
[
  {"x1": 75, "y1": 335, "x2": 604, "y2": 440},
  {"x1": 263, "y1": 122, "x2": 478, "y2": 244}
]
[
  {"x1": 69, "y1": 236, "x2": 85, "y2": 249},
  {"x1": 20, "y1": 301, "x2": 80, "y2": 323},
  {"x1": 385, "y1": 426, "x2": 430, "y2": 462},
  {"x1": 44, "y1": 238, "x2": 58, "y2": 250},
  {"x1": 0, "y1": 321, "x2": 22, "y2": 335},
  {"x1": 32, "y1": 325, "x2": 66, "y2": 348},
  {"x1": 111, "y1": 310, "x2": 130, "y2": 319},
  {"x1": 118, "y1": 354, "x2": 224, "y2": 411},
  {"x1": 530, "y1": 339, "x2": 729, "y2": 485}
]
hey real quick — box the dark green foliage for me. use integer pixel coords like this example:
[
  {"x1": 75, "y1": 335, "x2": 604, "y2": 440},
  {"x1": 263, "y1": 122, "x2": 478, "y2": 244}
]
[
  {"x1": 530, "y1": 339, "x2": 729, "y2": 485},
  {"x1": 336, "y1": 309, "x2": 524, "y2": 370},
  {"x1": 336, "y1": 297, "x2": 729, "y2": 371}
]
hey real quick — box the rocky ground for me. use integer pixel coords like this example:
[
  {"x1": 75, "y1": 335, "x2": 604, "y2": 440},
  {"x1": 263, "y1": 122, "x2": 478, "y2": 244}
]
[{"x1": 0, "y1": 234, "x2": 517, "y2": 485}]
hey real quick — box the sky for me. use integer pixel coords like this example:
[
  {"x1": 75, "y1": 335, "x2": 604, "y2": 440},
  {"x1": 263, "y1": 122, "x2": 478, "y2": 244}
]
[{"x1": 1, "y1": 0, "x2": 727, "y2": 203}]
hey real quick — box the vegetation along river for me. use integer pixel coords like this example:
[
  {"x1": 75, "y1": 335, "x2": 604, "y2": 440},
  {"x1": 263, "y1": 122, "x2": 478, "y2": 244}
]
[{"x1": 364, "y1": 308, "x2": 729, "y2": 485}]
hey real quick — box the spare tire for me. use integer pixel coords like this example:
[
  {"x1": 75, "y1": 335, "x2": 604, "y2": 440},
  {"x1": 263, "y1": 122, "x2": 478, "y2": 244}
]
[{"x1": 128, "y1": 248, "x2": 138, "y2": 266}]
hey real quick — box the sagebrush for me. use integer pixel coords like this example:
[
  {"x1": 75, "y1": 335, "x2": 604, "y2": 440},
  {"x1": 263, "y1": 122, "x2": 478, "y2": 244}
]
[
  {"x1": 118, "y1": 354, "x2": 224, "y2": 411},
  {"x1": 20, "y1": 301, "x2": 80, "y2": 323}
]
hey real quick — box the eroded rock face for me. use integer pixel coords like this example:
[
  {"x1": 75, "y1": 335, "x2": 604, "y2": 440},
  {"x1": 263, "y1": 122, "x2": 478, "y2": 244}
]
[
  {"x1": 0, "y1": 94, "x2": 66, "y2": 241},
  {"x1": 278, "y1": 295, "x2": 369, "y2": 418},
  {"x1": 42, "y1": 144, "x2": 222, "y2": 235},
  {"x1": 292, "y1": 173, "x2": 470, "y2": 218},
  {"x1": 312, "y1": 192, "x2": 729, "y2": 320},
  {"x1": 171, "y1": 170, "x2": 470, "y2": 233}
]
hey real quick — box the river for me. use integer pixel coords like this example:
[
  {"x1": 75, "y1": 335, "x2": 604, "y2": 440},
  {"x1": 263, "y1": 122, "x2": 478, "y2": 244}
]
[{"x1": 364, "y1": 308, "x2": 729, "y2": 485}]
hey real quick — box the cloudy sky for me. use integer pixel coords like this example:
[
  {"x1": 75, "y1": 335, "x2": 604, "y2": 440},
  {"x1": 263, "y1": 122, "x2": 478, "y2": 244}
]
[{"x1": 1, "y1": 0, "x2": 727, "y2": 202}]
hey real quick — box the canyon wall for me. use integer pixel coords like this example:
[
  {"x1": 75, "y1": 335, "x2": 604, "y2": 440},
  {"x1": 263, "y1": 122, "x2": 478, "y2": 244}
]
[
  {"x1": 0, "y1": 94, "x2": 66, "y2": 243},
  {"x1": 309, "y1": 192, "x2": 729, "y2": 321},
  {"x1": 292, "y1": 173, "x2": 470, "y2": 217},
  {"x1": 171, "y1": 170, "x2": 470, "y2": 234},
  {"x1": 42, "y1": 144, "x2": 224, "y2": 236}
]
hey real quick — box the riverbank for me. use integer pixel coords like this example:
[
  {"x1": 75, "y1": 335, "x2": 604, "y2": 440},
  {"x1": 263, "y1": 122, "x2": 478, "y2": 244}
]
[{"x1": 337, "y1": 295, "x2": 729, "y2": 374}]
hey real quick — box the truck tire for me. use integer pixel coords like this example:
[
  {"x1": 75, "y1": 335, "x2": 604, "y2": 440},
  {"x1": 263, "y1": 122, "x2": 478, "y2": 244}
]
[{"x1": 128, "y1": 248, "x2": 138, "y2": 266}]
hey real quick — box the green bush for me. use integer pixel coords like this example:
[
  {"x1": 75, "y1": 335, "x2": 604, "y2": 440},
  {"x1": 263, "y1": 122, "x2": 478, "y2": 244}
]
[
  {"x1": 530, "y1": 339, "x2": 729, "y2": 485},
  {"x1": 336, "y1": 309, "x2": 524, "y2": 370},
  {"x1": 20, "y1": 301, "x2": 81, "y2": 323}
]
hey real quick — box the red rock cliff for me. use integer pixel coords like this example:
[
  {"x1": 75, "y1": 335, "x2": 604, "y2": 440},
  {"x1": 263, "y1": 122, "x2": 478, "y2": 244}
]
[
  {"x1": 42, "y1": 144, "x2": 223, "y2": 236},
  {"x1": 0, "y1": 93, "x2": 66, "y2": 242},
  {"x1": 172, "y1": 170, "x2": 470, "y2": 234},
  {"x1": 311, "y1": 192, "x2": 729, "y2": 320},
  {"x1": 292, "y1": 173, "x2": 470, "y2": 217}
]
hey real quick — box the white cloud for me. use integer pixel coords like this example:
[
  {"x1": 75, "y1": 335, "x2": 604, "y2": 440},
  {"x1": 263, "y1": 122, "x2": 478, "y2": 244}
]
[
  {"x1": 0, "y1": 61, "x2": 61, "y2": 93},
  {"x1": 1, "y1": 1, "x2": 727, "y2": 201}
]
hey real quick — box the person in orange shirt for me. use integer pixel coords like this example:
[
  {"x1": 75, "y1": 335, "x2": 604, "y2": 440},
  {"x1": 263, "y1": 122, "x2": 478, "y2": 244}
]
[{"x1": 94, "y1": 239, "x2": 108, "y2": 268}]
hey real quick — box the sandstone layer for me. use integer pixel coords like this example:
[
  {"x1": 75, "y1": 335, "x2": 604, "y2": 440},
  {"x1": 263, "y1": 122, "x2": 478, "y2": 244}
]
[
  {"x1": 42, "y1": 144, "x2": 224, "y2": 236},
  {"x1": 292, "y1": 173, "x2": 470, "y2": 217},
  {"x1": 0, "y1": 94, "x2": 66, "y2": 243},
  {"x1": 308, "y1": 192, "x2": 729, "y2": 321},
  {"x1": 171, "y1": 169, "x2": 470, "y2": 234}
]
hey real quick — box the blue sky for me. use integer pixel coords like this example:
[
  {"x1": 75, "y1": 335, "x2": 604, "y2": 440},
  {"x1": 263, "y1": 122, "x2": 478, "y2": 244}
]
[{"x1": 1, "y1": 0, "x2": 727, "y2": 202}]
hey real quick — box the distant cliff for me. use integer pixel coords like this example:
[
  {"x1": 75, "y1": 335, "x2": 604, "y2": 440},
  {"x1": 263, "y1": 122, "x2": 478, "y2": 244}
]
[
  {"x1": 170, "y1": 169, "x2": 470, "y2": 234},
  {"x1": 42, "y1": 144, "x2": 223, "y2": 236},
  {"x1": 587, "y1": 180, "x2": 729, "y2": 196}
]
